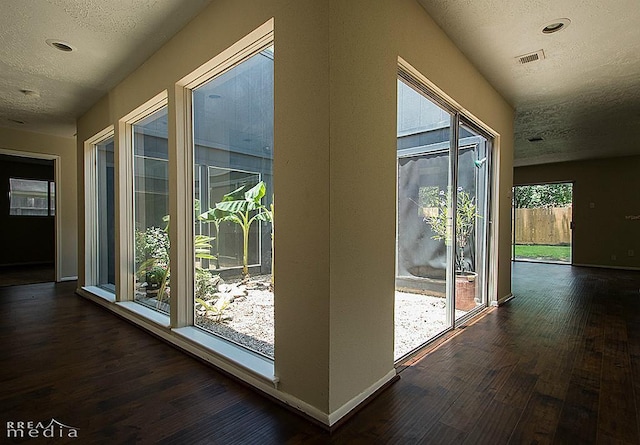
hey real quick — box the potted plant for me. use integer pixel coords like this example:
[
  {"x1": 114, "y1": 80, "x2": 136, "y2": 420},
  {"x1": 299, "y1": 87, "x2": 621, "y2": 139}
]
[
  {"x1": 145, "y1": 265, "x2": 167, "y2": 292},
  {"x1": 424, "y1": 187, "x2": 480, "y2": 310}
]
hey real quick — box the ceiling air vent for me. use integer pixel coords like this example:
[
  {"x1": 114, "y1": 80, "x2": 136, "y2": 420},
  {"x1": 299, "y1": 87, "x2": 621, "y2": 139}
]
[{"x1": 516, "y1": 50, "x2": 545, "y2": 65}]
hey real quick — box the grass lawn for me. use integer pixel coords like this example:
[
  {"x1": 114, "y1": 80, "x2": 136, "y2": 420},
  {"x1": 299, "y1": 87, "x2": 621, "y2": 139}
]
[{"x1": 514, "y1": 244, "x2": 571, "y2": 262}]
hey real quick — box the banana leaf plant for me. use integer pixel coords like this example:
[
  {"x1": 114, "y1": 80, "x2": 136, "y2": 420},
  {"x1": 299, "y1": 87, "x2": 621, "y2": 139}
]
[
  {"x1": 210, "y1": 181, "x2": 272, "y2": 278},
  {"x1": 197, "y1": 206, "x2": 228, "y2": 269}
]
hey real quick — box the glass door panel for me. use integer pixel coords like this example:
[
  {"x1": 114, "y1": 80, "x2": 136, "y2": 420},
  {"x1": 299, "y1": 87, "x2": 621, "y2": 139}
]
[
  {"x1": 396, "y1": 74, "x2": 494, "y2": 361},
  {"x1": 455, "y1": 122, "x2": 491, "y2": 318},
  {"x1": 396, "y1": 78, "x2": 454, "y2": 360}
]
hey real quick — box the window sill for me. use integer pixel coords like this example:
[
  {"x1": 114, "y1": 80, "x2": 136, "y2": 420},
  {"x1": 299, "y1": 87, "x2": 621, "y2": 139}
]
[
  {"x1": 173, "y1": 326, "x2": 275, "y2": 383},
  {"x1": 78, "y1": 286, "x2": 275, "y2": 385},
  {"x1": 82, "y1": 286, "x2": 116, "y2": 303},
  {"x1": 117, "y1": 301, "x2": 171, "y2": 328}
]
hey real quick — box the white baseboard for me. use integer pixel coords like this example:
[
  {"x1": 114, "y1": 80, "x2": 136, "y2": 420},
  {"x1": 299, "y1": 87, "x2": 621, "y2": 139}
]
[
  {"x1": 275, "y1": 368, "x2": 398, "y2": 426},
  {"x1": 495, "y1": 293, "x2": 514, "y2": 306},
  {"x1": 327, "y1": 369, "x2": 398, "y2": 426},
  {"x1": 59, "y1": 276, "x2": 78, "y2": 282},
  {"x1": 76, "y1": 287, "x2": 396, "y2": 427}
]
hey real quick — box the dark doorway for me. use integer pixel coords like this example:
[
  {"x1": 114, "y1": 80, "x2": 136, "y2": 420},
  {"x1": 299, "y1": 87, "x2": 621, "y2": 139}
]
[{"x1": 0, "y1": 154, "x2": 56, "y2": 286}]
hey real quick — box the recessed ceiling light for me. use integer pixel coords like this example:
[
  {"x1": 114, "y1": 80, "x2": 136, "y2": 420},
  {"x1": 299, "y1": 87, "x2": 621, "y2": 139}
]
[
  {"x1": 541, "y1": 18, "x2": 571, "y2": 34},
  {"x1": 527, "y1": 136, "x2": 544, "y2": 142},
  {"x1": 45, "y1": 39, "x2": 74, "y2": 52}
]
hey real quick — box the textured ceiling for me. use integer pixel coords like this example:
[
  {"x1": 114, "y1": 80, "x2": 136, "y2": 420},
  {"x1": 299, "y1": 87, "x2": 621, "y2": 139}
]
[
  {"x1": 1, "y1": 1, "x2": 638, "y2": 166},
  {"x1": 0, "y1": 0, "x2": 212, "y2": 137},
  {"x1": 418, "y1": 0, "x2": 640, "y2": 166}
]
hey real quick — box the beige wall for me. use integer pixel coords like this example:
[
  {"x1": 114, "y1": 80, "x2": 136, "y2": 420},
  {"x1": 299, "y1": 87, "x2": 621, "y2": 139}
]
[
  {"x1": 0, "y1": 127, "x2": 77, "y2": 280},
  {"x1": 392, "y1": 0, "x2": 515, "y2": 306},
  {"x1": 327, "y1": 0, "x2": 515, "y2": 413},
  {"x1": 76, "y1": 0, "x2": 514, "y2": 423},
  {"x1": 515, "y1": 156, "x2": 640, "y2": 269}
]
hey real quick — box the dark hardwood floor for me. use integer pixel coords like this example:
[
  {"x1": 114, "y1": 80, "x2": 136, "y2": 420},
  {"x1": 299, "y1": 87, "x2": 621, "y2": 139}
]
[
  {"x1": 0, "y1": 264, "x2": 55, "y2": 287},
  {"x1": 1, "y1": 262, "x2": 640, "y2": 444}
]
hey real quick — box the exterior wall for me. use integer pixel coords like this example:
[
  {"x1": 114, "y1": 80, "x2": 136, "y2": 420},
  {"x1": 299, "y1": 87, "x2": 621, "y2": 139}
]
[
  {"x1": 76, "y1": 0, "x2": 514, "y2": 423},
  {"x1": 0, "y1": 127, "x2": 77, "y2": 280},
  {"x1": 514, "y1": 155, "x2": 640, "y2": 270}
]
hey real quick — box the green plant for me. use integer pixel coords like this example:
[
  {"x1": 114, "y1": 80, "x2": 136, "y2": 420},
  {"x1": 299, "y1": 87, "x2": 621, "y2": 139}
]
[
  {"x1": 514, "y1": 183, "x2": 572, "y2": 209},
  {"x1": 198, "y1": 206, "x2": 228, "y2": 270},
  {"x1": 135, "y1": 226, "x2": 170, "y2": 303},
  {"x1": 196, "y1": 296, "x2": 231, "y2": 323},
  {"x1": 136, "y1": 206, "x2": 217, "y2": 308},
  {"x1": 211, "y1": 181, "x2": 272, "y2": 278},
  {"x1": 145, "y1": 265, "x2": 167, "y2": 287},
  {"x1": 194, "y1": 268, "x2": 222, "y2": 300},
  {"x1": 425, "y1": 187, "x2": 480, "y2": 273},
  {"x1": 135, "y1": 226, "x2": 169, "y2": 269}
]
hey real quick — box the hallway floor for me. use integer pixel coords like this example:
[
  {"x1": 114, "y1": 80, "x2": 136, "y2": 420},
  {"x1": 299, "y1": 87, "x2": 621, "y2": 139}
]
[
  {"x1": 0, "y1": 263, "x2": 55, "y2": 287},
  {"x1": 1, "y1": 263, "x2": 639, "y2": 443}
]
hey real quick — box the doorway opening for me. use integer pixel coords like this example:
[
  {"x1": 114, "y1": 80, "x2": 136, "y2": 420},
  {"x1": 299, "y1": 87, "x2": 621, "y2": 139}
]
[
  {"x1": 512, "y1": 183, "x2": 573, "y2": 264},
  {"x1": 0, "y1": 152, "x2": 57, "y2": 286}
]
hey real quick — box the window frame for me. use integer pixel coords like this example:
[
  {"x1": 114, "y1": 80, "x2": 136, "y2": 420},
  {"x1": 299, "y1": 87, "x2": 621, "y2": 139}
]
[
  {"x1": 121, "y1": 95, "x2": 171, "y2": 317},
  {"x1": 79, "y1": 21, "x2": 277, "y2": 380},
  {"x1": 83, "y1": 127, "x2": 116, "y2": 295},
  {"x1": 174, "y1": 27, "x2": 274, "y2": 354},
  {"x1": 8, "y1": 177, "x2": 55, "y2": 217},
  {"x1": 395, "y1": 61, "x2": 499, "y2": 362}
]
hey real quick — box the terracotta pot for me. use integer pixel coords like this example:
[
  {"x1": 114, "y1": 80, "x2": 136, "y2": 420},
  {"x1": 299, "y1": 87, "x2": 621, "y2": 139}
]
[{"x1": 455, "y1": 273, "x2": 477, "y2": 311}]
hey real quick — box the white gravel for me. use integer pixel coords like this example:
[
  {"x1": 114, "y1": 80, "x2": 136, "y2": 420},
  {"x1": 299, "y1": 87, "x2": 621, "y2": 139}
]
[
  {"x1": 196, "y1": 285, "x2": 275, "y2": 357},
  {"x1": 394, "y1": 291, "x2": 465, "y2": 359},
  {"x1": 195, "y1": 276, "x2": 468, "y2": 360}
]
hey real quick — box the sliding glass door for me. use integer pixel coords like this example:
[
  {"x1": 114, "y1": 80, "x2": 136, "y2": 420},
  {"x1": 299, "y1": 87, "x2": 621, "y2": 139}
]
[
  {"x1": 455, "y1": 121, "x2": 490, "y2": 315},
  {"x1": 395, "y1": 74, "x2": 493, "y2": 361}
]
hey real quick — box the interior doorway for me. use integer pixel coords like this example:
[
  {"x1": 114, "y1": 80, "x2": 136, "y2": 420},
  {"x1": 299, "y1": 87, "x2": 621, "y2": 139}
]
[
  {"x1": 512, "y1": 183, "x2": 573, "y2": 264},
  {"x1": 0, "y1": 152, "x2": 58, "y2": 286}
]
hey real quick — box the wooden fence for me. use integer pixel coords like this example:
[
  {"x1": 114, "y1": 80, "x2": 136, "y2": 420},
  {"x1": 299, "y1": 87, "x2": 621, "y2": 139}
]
[{"x1": 514, "y1": 207, "x2": 572, "y2": 245}]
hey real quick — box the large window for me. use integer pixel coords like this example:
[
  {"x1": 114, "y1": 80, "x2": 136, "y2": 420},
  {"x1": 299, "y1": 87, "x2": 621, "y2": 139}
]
[
  {"x1": 9, "y1": 178, "x2": 55, "y2": 216},
  {"x1": 132, "y1": 106, "x2": 170, "y2": 314},
  {"x1": 79, "y1": 24, "x2": 277, "y2": 376},
  {"x1": 95, "y1": 136, "x2": 116, "y2": 291},
  {"x1": 192, "y1": 45, "x2": 274, "y2": 357}
]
